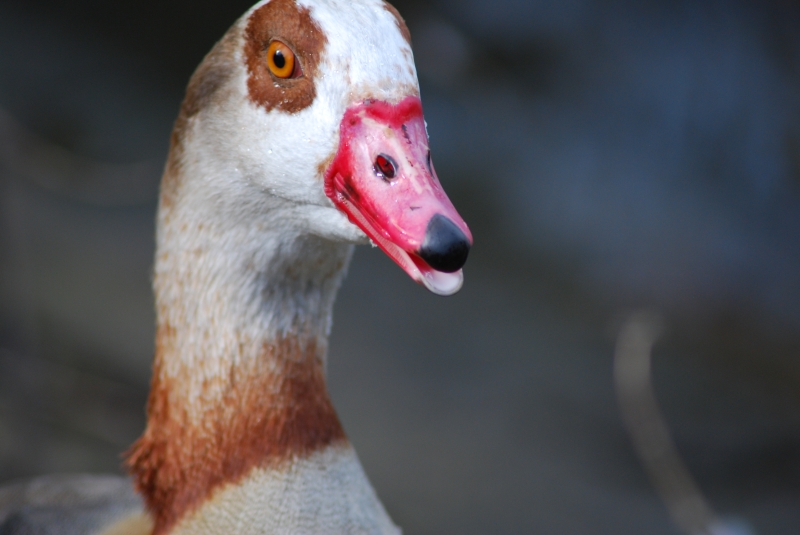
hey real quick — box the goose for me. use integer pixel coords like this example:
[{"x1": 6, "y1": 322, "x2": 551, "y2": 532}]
[{"x1": 0, "y1": 0, "x2": 471, "y2": 534}]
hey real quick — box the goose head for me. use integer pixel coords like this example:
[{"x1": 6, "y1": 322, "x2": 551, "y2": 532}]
[{"x1": 176, "y1": 0, "x2": 471, "y2": 296}]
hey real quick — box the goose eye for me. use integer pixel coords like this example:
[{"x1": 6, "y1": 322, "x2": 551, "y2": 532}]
[{"x1": 266, "y1": 41, "x2": 300, "y2": 79}]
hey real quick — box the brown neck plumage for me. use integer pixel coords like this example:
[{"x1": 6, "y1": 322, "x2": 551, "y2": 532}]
[{"x1": 126, "y1": 326, "x2": 346, "y2": 535}]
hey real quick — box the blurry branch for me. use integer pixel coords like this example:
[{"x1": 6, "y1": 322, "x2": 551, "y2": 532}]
[
  {"x1": 0, "y1": 108, "x2": 161, "y2": 207},
  {"x1": 613, "y1": 311, "x2": 746, "y2": 535}
]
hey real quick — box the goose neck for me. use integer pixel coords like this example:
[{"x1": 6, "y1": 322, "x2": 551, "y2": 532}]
[{"x1": 127, "y1": 185, "x2": 357, "y2": 534}]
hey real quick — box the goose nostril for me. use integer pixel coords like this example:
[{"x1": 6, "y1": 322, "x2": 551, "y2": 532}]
[
  {"x1": 418, "y1": 214, "x2": 470, "y2": 273},
  {"x1": 374, "y1": 154, "x2": 397, "y2": 181}
]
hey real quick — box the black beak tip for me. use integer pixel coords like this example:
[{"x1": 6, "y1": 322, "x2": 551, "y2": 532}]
[{"x1": 418, "y1": 214, "x2": 471, "y2": 273}]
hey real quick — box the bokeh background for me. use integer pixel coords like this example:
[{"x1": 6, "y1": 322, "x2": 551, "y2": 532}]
[{"x1": 1, "y1": 0, "x2": 799, "y2": 533}]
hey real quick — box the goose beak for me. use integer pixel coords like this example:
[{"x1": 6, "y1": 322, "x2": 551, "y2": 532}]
[{"x1": 324, "y1": 96, "x2": 472, "y2": 295}]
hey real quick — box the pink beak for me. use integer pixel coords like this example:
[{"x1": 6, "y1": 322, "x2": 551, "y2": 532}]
[{"x1": 324, "y1": 96, "x2": 472, "y2": 295}]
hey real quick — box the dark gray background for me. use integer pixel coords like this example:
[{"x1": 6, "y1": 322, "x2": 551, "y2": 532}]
[{"x1": 1, "y1": 0, "x2": 799, "y2": 533}]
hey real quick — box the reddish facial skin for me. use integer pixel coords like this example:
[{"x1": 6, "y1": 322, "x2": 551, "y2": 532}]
[{"x1": 324, "y1": 97, "x2": 472, "y2": 293}]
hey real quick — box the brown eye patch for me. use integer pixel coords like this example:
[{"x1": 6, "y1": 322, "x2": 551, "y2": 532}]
[{"x1": 244, "y1": 0, "x2": 326, "y2": 114}]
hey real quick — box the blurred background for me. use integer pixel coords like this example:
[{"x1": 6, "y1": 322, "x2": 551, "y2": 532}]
[{"x1": 1, "y1": 0, "x2": 799, "y2": 533}]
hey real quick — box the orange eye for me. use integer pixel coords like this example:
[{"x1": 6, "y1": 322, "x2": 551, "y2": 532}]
[{"x1": 266, "y1": 40, "x2": 299, "y2": 79}]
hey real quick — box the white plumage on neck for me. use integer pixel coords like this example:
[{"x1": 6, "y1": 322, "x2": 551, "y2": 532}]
[{"x1": 155, "y1": 149, "x2": 356, "y2": 384}]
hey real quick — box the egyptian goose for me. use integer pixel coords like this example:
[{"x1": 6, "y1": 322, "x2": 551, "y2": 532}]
[{"x1": 1, "y1": 0, "x2": 471, "y2": 534}]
